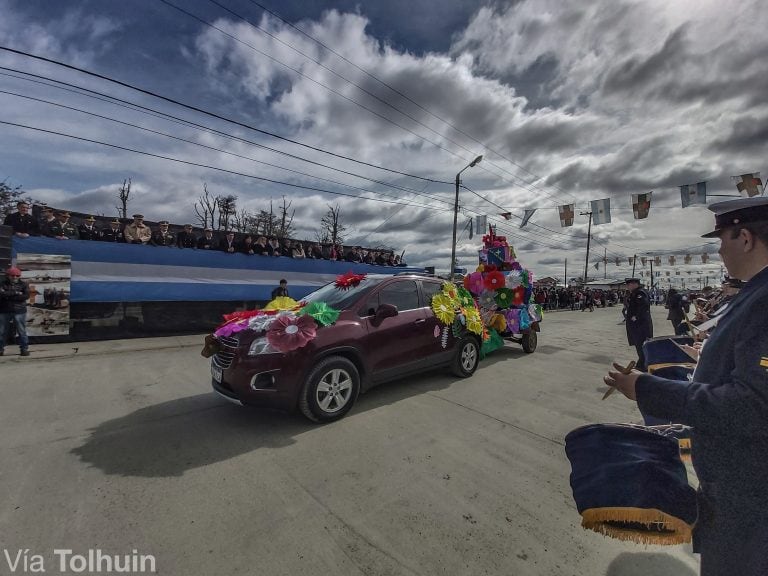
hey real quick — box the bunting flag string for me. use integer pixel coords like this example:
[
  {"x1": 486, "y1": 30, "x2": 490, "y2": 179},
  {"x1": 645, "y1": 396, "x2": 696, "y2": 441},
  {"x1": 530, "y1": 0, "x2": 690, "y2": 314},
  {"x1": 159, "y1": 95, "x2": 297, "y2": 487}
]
[
  {"x1": 498, "y1": 212, "x2": 512, "y2": 220},
  {"x1": 590, "y1": 198, "x2": 611, "y2": 225},
  {"x1": 641, "y1": 257, "x2": 647, "y2": 266},
  {"x1": 632, "y1": 192, "x2": 652, "y2": 219},
  {"x1": 680, "y1": 182, "x2": 707, "y2": 207},
  {"x1": 734, "y1": 173, "x2": 764, "y2": 197},
  {"x1": 668, "y1": 255, "x2": 676, "y2": 265},
  {"x1": 684, "y1": 255, "x2": 692, "y2": 264},
  {"x1": 475, "y1": 215, "x2": 487, "y2": 233},
  {"x1": 702, "y1": 253, "x2": 709, "y2": 263},
  {"x1": 654, "y1": 256, "x2": 661, "y2": 266},
  {"x1": 558, "y1": 204, "x2": 575, "y2": 227},
  {"x1": 520, "y1": 209, "x2": 537, "y2": 228}
]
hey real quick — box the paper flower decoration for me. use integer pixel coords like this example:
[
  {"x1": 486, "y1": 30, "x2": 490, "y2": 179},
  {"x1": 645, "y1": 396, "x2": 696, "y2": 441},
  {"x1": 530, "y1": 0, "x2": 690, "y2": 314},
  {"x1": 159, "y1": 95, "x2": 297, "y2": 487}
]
[
  {"x1": 505, "y1": 308, "x2": 521, "y2": 333},
  {"x1": 265, "y1": 296, "x2": 298, "y2": 311},
  {"x1": 215, "y1": 320, "x2": 249, "y2": 338},
  {"x1": 494, "y1": 288, "x2": 514, "y2": 309},
  {"x1": 222, "y1": 309, "x2": 262, "y2": 324},
  {"x1": 526, "y1": 269, "x2": 534, "y2": 285},
  {"x1": 431, "y1": 293, "x2": 456, "y2": 325},
  {"x1": 520, "y1": 270, "x2": 530, "y2": 288},
  {"x1": 511, "y1": 261, "x2": 522, "y2": 271},
  {"x1": 441, "y1": 281, "x2": 458, "y2": 301},
  {"x1": 478, "y1": 290, "x2": 497, "y2": 310},
  {"x1": 456, "y1": 287, "x2": 474, "y2": 308},
  {"x1": 464, "y1": 307, "x2": 483, "y2": 335},
  {"x1": 519, "y1": 308, "x2": 531, "y2": 330},
  {"x1": 513, "y1": 286, "x2": 526, "y2": 306},
  {"x1": 505, "y1": 270, "x2": 522, "y2": 289},
  {"x1": 335, "y1": 271, "x2": 367, "y2": 290},
  {"x1": 483, "y1": 271, "x2": 505, "y2": 291},
  {"x1": 463, "y1": 272, "x2": 484, "y2": 295},
  {"x1": 484, "y1": 264, "x2": 498, "y2": 272},
  {"x1": 528, "y1": 304, "x2": 542, "y2": 323},
  {"x1": 298, "y1": 301, "x2": 341, "y2": 326},
  {"x1": 451, "y1": 318, "x2": 464, "y2": 337},
  {"x1": 480, "y1": 329, "x2": 505, "y2": 358},
  {"x1": 266, "y1": 314, "x2": 317, "y2": 352},
  {"x1": 247, "y1": 313, "x2": 277, "y2": 332},
  {"x1": 489, "y1": 313, "x2": 507, "y2": 333}
]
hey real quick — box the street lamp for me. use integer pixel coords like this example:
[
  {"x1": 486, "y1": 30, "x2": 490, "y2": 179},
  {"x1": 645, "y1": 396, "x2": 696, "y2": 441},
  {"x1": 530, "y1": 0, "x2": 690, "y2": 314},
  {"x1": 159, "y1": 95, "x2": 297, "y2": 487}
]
[{"x1": 449, "y1": 155, "x2": 483, "y2": 281}]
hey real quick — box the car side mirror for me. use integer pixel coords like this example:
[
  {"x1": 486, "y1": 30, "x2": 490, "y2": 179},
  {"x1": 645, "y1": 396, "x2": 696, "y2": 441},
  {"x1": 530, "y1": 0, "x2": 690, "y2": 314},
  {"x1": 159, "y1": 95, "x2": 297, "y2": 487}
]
[{"x1": 372, "y1": 303, "x2": 398, "y2": 326}]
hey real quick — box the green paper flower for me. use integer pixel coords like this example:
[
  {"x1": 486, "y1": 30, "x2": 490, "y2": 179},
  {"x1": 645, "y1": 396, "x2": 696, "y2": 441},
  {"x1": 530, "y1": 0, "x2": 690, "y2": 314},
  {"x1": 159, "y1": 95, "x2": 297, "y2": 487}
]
[
  {"x1": 298, "y1": 301, "x2": 340, "y2": 326},
  {"x1": 456, "y1": 286, "x2": 474, "y2": 308},
  {"x1": 493, "y1": 287, "x2": 514, "y2": 309},
  {"x1": 480, "y1": 328, "x2": 505, "y2": 359}
]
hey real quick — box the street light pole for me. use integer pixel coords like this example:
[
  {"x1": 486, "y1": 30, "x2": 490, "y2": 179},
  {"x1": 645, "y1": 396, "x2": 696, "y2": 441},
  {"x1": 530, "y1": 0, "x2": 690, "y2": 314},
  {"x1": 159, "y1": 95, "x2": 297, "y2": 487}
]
[
  {"x1": 449, "y1": 155, "x2": 483, "y2": 281},
  {"x1": 580, "y1": 210, "x2": 593, "y2": 285}
]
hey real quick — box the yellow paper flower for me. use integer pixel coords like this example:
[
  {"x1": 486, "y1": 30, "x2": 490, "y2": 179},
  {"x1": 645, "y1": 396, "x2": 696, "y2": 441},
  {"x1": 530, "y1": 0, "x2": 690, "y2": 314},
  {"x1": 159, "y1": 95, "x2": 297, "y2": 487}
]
[
  {"x1": 431, "y1": 293, "x2": 456, "y2": 325},
  {"x1": 489, "y1": 313, "x2": 507, "y2": 333},
  {"x1": 441, "y1": 281, "x2": 459, "y2": 302},
  {"x1": 264, "y1": 296, "x2": 298, "y2": 311},
  {"x1": 464, "y1": 307, "x2": 483, "y2": 335}
]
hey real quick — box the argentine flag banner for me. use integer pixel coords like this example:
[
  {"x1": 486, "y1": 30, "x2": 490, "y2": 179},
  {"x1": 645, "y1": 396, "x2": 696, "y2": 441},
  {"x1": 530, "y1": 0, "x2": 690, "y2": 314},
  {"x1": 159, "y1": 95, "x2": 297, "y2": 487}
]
[
  {"x1": 11, "y1": 237, "x2": 423, "y2": 303},
  {"x1": 590, "y1": 198, "x2": 611, "y2": 225}
]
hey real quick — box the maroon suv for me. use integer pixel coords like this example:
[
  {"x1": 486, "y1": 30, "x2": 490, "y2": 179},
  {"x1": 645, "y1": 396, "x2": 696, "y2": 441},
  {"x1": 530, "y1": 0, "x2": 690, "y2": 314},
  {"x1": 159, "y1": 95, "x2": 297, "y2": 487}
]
[{"x1": 210, "y1": 274, "x2": 481, "y2": 422}]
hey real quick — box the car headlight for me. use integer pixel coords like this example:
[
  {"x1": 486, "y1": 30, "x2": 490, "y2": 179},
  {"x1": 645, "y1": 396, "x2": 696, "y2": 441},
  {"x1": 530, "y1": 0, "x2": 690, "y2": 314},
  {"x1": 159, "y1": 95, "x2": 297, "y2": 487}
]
[{"x1": 248, "y1": 337, "x2": 280, "y2": 356}]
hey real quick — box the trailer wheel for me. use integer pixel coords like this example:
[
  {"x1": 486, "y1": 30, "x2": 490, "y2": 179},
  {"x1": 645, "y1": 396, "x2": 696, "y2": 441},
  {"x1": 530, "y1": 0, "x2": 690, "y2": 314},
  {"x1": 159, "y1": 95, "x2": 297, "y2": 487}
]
[{"x1": 521, "y1": 330, "x2": 537, "y2": 353}]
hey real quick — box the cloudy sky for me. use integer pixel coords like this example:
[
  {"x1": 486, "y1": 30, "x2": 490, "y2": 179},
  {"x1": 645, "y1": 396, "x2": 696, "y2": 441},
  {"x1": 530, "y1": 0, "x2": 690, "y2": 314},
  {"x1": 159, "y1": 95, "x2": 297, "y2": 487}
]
[{"x1": 1, "y1": 0, "x2": 766, "y2": 283}]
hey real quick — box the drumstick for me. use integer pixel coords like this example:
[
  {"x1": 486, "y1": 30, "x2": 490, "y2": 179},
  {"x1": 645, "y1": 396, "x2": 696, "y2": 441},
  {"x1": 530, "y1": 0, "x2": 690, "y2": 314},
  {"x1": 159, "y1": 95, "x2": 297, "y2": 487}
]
[{"x1": 602, "y1": 360, "x2": 636, "y2": 400}]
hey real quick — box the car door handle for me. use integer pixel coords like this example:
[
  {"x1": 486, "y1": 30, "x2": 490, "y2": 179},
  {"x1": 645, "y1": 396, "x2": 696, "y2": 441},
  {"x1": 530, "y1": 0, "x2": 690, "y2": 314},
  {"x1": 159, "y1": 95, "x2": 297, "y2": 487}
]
[{"x1": 414, "y1": 318, "x2": 426, "y2": 324}]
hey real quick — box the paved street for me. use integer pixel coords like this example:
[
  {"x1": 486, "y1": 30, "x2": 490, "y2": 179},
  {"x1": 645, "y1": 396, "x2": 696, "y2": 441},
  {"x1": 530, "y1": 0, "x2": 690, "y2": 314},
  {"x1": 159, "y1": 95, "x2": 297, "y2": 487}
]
[{"x1": 0, "y1": 305, "x2": 699, "y2": 576}]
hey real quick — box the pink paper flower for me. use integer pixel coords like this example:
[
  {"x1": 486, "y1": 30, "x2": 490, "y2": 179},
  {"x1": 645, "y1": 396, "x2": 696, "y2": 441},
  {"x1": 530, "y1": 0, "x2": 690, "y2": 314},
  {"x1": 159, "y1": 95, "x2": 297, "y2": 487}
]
[{"x1": 266, "y1": 314, "x2": 317, "y2": 352}]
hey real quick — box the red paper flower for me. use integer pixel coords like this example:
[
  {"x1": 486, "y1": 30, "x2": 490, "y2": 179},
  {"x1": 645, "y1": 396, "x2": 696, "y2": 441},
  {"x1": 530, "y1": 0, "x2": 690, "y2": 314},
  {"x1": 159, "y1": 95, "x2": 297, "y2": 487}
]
[
  {"x1": 513, "y1": 286, "x2": 526, "y2": 306},
  {"x1": 483, "y1": 271, "x2": 505, "y2": 291},
  {"x1": 483, "y1": 264, "x2": 498, "y2": 272},
  {"x1": 222, "y1": 309, "x2": 262, "y2": 324},
  {"x1": 335, "y1": 271, "x2": 367, "y2": 290},
  {"x1": 266, "y1": 314, "x2": 317, "y2": 352}
]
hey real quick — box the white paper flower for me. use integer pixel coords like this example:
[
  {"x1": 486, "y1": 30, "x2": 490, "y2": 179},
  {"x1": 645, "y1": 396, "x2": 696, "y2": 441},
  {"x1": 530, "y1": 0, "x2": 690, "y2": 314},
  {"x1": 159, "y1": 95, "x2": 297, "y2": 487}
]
[{"x1": 506, "y1": 270, "x2": 522, "y2": 289}]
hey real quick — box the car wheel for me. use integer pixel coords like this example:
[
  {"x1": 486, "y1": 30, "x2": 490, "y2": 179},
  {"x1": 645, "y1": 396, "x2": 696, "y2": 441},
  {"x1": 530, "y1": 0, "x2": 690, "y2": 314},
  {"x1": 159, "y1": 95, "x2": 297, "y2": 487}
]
[
  {"x1": 298, "y1": 356, "x2": 360, "y2": 423},
  {"x1": 451, "y1": 337, "x2": 480, "y2": 377},
  {"x1": 522, "y1": 330, "x2": 537, "y2": 353}
]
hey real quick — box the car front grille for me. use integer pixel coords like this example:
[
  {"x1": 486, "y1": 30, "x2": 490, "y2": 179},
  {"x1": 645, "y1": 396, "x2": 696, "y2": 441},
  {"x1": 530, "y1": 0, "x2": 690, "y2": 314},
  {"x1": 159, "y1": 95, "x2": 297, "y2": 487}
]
[{"x1": 212, "y1": 335, "x2": 239, "y2": 369}]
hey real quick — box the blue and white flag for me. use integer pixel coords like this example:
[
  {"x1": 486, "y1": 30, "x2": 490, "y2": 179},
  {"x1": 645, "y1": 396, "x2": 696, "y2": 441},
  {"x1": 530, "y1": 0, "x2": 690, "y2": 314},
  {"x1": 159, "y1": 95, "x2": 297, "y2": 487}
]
[
  {"x1": 520, "y1": 209, "x2": 536, "y2": 228},
  {"x1": 680, "y1": 182, "x2": 707, "y2": 207},
  {"x1": 590, "y1": 198, "x2": 611, "y2": 225}
]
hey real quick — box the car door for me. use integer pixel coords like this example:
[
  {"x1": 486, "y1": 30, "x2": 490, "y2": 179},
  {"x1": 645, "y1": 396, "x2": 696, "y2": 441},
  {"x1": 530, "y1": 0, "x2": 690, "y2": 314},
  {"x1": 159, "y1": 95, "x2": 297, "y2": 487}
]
[
  {"x1": 361, "y1": 279, "x2": 428, "y2": 382},
  {"x1": 419, "y1": 279, "x2": 456, "y2": 365}
]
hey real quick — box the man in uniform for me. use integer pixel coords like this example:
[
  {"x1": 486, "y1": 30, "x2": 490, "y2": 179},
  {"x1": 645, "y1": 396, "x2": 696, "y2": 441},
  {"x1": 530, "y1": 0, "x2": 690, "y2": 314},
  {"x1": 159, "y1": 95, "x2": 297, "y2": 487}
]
[
  {"x1": 624, "y1": 277, "x2": 653, "y2": 370},
  {"x1": 101, "y1": 218, "x2": 125, "y2": 243},
  {"x1": 0, "y1": 267, "x2": 30, "y2": 356},
  {"x1": 3, "y1": 201, "x2": 39, "y2": 237},
  {"x1": 39, "y1": 207, "x2": 57, "y2": 237},
  {"x1": 151, "y1": 221, "x2": 175, "y2": 247},
  {"x1": 197, "y1": 228, "x2": 215, "y2": 250},
  {"x1": 177, "y1": 224, "x2": 197, "y2": 248},
  {"x1": 605, "y1": 196, "x2": 768, "y2": 576},
  {"x1": 48, "y1": 211, "x2": 79, "y2": 240},
  {"x1": 78, "y1": 215, "x2": 101, "y2": 241},
  {"x1": 124, "y1": 214, "x2": 151, "y2": 244}
]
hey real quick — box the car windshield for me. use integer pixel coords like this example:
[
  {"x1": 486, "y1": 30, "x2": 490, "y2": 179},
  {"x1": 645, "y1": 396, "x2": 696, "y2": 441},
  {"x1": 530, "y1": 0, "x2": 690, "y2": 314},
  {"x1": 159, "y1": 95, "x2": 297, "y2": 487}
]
[{"x1": 301, "y1": 275, "x2": 388, "y2": 310}]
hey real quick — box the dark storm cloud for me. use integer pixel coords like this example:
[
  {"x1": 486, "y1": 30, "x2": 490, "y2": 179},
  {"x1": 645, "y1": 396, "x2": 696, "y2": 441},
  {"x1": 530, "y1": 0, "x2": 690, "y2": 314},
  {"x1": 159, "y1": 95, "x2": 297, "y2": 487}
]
[
  {"x1": 537, "y1": 257, "x2": 563, "y2": 265},
  {"x1": 707, "y1": 114, "x2": 768, "y2": 156}
]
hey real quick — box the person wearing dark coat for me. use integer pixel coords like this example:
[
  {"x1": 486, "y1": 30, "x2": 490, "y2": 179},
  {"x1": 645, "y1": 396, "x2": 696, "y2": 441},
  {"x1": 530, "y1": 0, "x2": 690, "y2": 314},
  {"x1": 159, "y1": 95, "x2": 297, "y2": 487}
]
[
  {"x1": 77, "y1": 215, "x2": 101, "y2": 241},
  {"x1": 0, "y1": 267, "x2": 30, "y2": 356},
  {"x1": 665, "y1": 288, "x2": 687, "y2": 335},
  {"x1": 197, "y1": 229, "x2": 215, "y2": 250},
  {"x1": 150, "y1": 221, "x2": 175, "y2": 247},
  {"x1": 624, "y1": 277, "x2": 653, "y2": 370},
  {"x1": 218, "y1": 231, "x2": 237, "y2": 253},
  {"x1": 3, "y1": 201, "x2": 39, "y2": 237},
  {"x1": 177, "y1": 224, "x2": 197, "y2": 248},
  {"x1": 604, "y1": 196, "x2": 768, "y2": 576},
  {"x1": 101, "y1": 219, "x2": 125, "y2": 243}
]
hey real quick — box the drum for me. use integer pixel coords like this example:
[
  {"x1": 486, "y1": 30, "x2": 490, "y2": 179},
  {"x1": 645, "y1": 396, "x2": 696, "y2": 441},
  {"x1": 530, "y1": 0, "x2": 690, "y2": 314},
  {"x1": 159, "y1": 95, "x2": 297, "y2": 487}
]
[
  {"x1": 640, "y1": 337, "x2": 696, "y2": 426},
  {"x1": 565, "y1": 423, "x2": 697, "y2": 545}
]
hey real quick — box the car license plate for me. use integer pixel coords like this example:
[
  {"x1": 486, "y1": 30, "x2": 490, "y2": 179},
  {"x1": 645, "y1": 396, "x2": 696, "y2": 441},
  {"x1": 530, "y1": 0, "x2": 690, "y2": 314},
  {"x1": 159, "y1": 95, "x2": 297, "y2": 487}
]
[{"x1": 211, "y1": 365, "x2": 223, "y2": 383}]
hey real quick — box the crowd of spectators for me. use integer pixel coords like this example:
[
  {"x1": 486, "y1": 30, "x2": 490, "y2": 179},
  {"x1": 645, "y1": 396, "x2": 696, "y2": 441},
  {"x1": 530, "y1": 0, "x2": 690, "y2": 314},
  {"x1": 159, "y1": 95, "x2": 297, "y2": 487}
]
[
  {"x1": 3, "y1": 203, "x2": 407, "y2": 266},
  {"x1": 532, "y1": 287, "x2": 626, "y2": 311}
]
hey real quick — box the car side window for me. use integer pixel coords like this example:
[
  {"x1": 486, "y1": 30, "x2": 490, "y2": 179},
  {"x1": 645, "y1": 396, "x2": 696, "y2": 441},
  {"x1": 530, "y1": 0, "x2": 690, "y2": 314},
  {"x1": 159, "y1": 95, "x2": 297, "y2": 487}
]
[
  {"x1": 421, "y1": 281, "x2": 442, "y2": 307},
  {"x1": 377, "y1": 280, "x2": 419, "y2": 312}
]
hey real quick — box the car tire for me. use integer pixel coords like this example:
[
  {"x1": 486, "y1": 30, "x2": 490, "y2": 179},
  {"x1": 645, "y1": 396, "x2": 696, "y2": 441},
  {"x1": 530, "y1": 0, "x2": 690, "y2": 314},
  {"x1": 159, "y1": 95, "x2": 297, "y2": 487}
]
[
  {"x1": 451, "y1": 337, "x2": 480, "y2": 378},
  {"x1": 298, "y1": 356, "x2": 360, "y2": 423},
  {"x1": 522, "y1": 330, "x2": 537, "y2": 353}
]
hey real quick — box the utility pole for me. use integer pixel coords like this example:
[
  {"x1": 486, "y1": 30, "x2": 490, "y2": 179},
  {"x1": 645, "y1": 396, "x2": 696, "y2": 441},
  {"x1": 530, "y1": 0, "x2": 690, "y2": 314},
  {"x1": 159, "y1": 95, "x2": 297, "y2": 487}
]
[
  {"x1": 564, "y1": 258, "x2": 567, "y2": 287},
  {"x1": 650, "y1": 257, "x2": 654, "y2": 290},
  {"x1": 631, "y1": 253, "x2": 637, "y2": 277},
  {"x1": 580, "y1": 210, "x2": 593, "y2": 285},
  {"x1": 603, "y1": 247, "x2": 607, "y2": 279}
]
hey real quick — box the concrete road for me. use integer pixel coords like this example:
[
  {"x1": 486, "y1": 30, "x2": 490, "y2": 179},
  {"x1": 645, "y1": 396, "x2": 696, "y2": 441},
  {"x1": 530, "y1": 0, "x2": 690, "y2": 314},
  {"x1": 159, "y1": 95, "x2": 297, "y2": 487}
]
[{"x1": 0, "y1": 305, "x2": 700, "y2": 576}]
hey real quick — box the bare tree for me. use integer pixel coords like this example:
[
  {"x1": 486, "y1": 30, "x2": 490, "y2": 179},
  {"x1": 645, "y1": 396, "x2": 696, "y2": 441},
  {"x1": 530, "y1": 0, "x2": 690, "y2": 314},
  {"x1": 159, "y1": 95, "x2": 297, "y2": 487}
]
[
  {"x1": 276, "y1": 196, "x2": 295, "y2": 239},
  {"x1": 116, "y1": 178, "x2": 131, "y2": 219},
  {"x1": 193, "y1": 183, "x2": 219, "y2": 229},
  {"x1": 217, "y1": 194, "x2": 237, "y2": 231},
  {"x1": 231, "y1": 207, "x2": 256, "y2": 233},
  {"x1": 0, "y1": 180, "x2": 31, "y2": 221},
  {"x1": 253, "y1": 207, "x2": 278, "y2": 237},
  {"x1": 319, "y1": 203, "x2": 347, "y2": 245}
]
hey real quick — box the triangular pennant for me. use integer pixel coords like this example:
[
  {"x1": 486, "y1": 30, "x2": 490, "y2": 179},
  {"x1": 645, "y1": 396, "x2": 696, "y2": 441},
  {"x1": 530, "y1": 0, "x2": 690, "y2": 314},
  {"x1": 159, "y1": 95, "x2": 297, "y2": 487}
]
[{"x1": 520, "y1": 209, "x2": 536, "y2": 228}]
